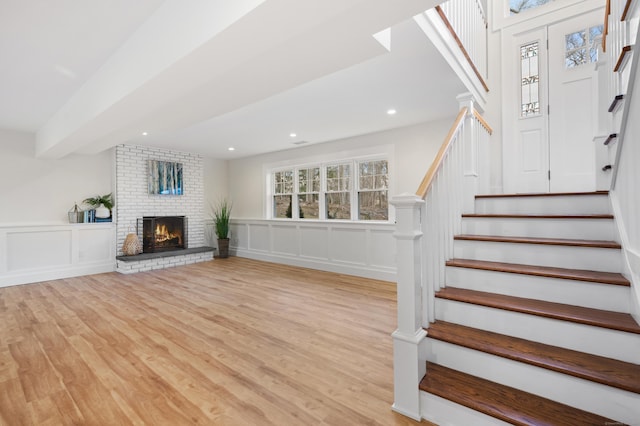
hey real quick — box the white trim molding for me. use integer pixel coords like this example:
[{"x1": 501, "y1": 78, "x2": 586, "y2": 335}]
[
  {"x1": 229, "y1": 219, "x2": 396, "y2": 281},
  {"x1": 0, "y1": 222, "x2": 116, "y2": 288}
]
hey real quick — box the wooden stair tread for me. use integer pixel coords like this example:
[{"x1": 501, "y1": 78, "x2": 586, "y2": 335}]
[
  {"x1": 454, "y1": 234, "x2": 621, "y2": 249},
  {"x1": 420, "y1": 363, "x2": 621, "y2": 426},
  {"x1": 462, "y1": 213, "x2": 614, "y2": 219},
  {"x1": 476, "y1": 191, "x2": 609, "y2": 199},
  {"x1": 436, "y1": 287, "x2": 640, "y2": 334},
  {"x1": 427, "y1": 321, "x2": 640, "y2": 393},
  {"x1": 446, "y1": 258, "x2": 630, "y2": 286}
]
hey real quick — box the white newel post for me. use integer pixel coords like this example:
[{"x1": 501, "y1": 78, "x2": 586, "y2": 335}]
[
  {"x1": 457, "y1": 92, "x2": 478, "y2": 213},
  {"x1": 391, "y1": 194, "x2": 427, "y2": 421}
]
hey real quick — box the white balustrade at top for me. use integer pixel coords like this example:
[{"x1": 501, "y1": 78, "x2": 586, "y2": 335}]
[{"x1": 439, "y1": 0, "x2": 489, "y2": 83}]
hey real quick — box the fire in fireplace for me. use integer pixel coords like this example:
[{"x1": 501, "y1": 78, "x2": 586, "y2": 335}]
[{"x1": 139, "y1": 216, "x2": 187, "y2": 253}]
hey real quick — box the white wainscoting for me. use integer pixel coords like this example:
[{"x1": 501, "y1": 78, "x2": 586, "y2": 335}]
[
  {"x1": 0, "y1": 223, "x2": 116, "y2": 287},
  {"x1": 229, "y1": 219, "x2": 397, "y2": 281}
]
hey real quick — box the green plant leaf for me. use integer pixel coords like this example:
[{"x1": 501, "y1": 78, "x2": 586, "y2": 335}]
[{"x1": 211, "y1": 198, "x2": 232, "y2": 239}]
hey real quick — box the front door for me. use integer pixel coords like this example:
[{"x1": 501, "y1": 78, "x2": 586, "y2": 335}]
[
  {"x1": 504, "y1": 10, "x2": 602, "y2": 193},
  {"x1": 548, "y1": 10, "x2": 602, "y2": 192}
]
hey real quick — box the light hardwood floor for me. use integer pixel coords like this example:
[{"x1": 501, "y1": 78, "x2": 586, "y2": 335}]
[{"x1": 0, "y1": 257, "x2": 431, "y2": 425}]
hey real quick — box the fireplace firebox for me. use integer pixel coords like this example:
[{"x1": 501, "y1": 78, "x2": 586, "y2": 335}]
[{"x1": 138, "y1": 216, "x2": 187, "y2": 253}]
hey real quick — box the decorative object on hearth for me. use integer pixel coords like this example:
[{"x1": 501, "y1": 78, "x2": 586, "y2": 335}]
[
  {"x1": 83, "y1": 193, "x2": 114, "y2": 218},
  {"x1": 122, "y1": 227, "x2": 142, "y2": 256},
  {"x1": 212, "y1": 198, "x2": 232, "y2": 258}
]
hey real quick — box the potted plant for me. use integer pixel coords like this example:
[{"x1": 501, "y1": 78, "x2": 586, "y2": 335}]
[
  {"x1": 83, "y1": 193, "x2": 114, "y2": 218},
  {"x1": 212, "y1": 198, "x2": 232, "y2": 258}
]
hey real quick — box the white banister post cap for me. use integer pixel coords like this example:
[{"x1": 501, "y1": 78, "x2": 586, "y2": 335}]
[{"x1": 390, "y1": 193, "x2": 424, "y2": 208}]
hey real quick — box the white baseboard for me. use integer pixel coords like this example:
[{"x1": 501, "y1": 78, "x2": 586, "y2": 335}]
[
  {"x1": 232, "y1": 248, "x2": 396, "y2": 282},
  {"x1": 0, "y1": 261, "x2": 115, "y2": 288}
]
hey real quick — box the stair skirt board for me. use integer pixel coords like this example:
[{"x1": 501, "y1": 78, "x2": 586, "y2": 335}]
[
  {"x1": 461, "y1": 216, "x2": 616, "y2": 240},
  {"x1": 474, "y1": 194, "x2": 611, "y2": 215},
  {"x1": 424, "y1": 339, "x2": 639, "y2": 423},
  {"x1": 445, "y1": 266, "x2": 630, "y2": 312},
  {"x1": 434, "y1": 299, "x2": 640, "y2": 364},
  {"x1": 420, "y1": 392, "x2": 512, "y2": 426},
  {"x1": 452, "y1": 240, "x2": 621, "y2": 273}
]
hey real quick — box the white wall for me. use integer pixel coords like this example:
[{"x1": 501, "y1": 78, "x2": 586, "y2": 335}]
[
  {"x1": 203, "y1": 156, "x2": 229, "y2": 218},
  {"x1": 0, "y1": 129, "x2": 115, "y2": 286},
  {"x1": 0, "y1": 129, "x2": 112, "y2": 223},
  {"x1": 224, "y1": 119, "x2": 453, "y2": 280},
  {"x1": 228, "y1": 119, "x2": 454, "y2": 218},
  {"x1": 611, "y1": 28, "x2": 640, "y2": 321},
  {"x1": 485, "y1": 21, "x2": 504, "y2": 193}
]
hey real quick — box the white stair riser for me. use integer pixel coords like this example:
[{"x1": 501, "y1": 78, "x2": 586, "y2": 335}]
[
  {"x1": 425, "y1": 339, "x2": 640, "y2": 425},
  {"x1": 475, "y1": 195, "x2": 611, "y2": 215},
  {"x1": 446, "y1": 267, "x2": 630, "y2": 313},
  {"x1": 419, "y1": 392, "x2": 512, "y2": 426},
  {"x1": 434, "y1": 299, "x2": 640, "y2": 364},
  {"x1": 453, "y1": 240, "x2": 621, "y2": 273},
  {"x1": 461, "y1": 217, "x2": 616, "y2": 240}
]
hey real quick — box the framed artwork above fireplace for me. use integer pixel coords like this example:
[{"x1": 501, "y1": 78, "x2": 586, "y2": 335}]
[{"x1": 148, "y1": 160, "x2": 183, "y2": 195}]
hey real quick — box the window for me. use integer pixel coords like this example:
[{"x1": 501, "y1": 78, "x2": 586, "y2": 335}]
[
  {"x1": 273, "y1": 170, "x2": 293, "y2": 218},
  {"x1": 509, "y1": 0, "x2": 552, "y2": 15},
  {"x1": 269, "y1": 157, "x2": 389, "y2": 221},
  {"x1": 565, "y1": 25, "x2": 604, "y2": 68},
  {"x1": 520, "y1": 41, "x2": 540, "y2": 117},
  {"x1": 298, "y1": 167, "x2": 320, "y2": 219},
  {"x1": 326, "y1": 163, "x2": 351, "y2": 220},
  {"x1": 358, "y1": 160, "x2": 388, "y2": 220}
]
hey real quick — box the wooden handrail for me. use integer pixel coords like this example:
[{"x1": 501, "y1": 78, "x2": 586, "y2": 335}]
[
  {"x1": 473, "y1": 109, "x2": 493, "y2": 135},
  {"x1": 614, "y1": 45, "x2": 632, "y2": 72},
  {"x1": 435, "y1": 6, "x2": 489, "y2": 92},
  {"x1": 621, "y1": 0, "x2": 633, "y2": 21},
  {"x1": 603, "y1": 0, "x2": 610, "y2": 52},
  {"x1": 416, "y1": 108, "x2": 468, "y2": 199}
]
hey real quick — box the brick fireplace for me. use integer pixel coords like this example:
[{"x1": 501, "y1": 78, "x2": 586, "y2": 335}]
[{"x1": 115, "y1": 145, "x2": 213, "y2": 273}]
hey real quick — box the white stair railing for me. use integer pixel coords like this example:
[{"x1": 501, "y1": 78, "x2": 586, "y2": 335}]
[
  {"x1": 390, "y1": 95, "x2": 492, "y2": 419},
  {"x1": 437, "y1": 0, "x2": 489, "y2": 88},
  {"x1": 597, "y1": 0, "x2": 639, "y2": 179}
]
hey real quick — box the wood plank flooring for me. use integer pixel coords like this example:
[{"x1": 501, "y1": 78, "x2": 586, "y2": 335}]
[{"x1": 0, "y1": 257, "x2": 429, "y2": 425}]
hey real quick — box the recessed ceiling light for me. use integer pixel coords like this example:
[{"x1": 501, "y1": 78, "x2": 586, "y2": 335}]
[
  {"x1": 142, "y1": 131, "x2": 148, "y2": 136},
  {"x1": 289, "y1": 133, "x2": 297, "y2": 138},
  {"x1": 228, "y1": 147, "x2": 235, "y2": 151},
  {"x1": 387, "y1": 109, "x2": 397, "y2": 115}
]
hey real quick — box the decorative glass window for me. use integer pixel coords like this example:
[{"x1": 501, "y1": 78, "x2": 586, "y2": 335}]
[
  {"x1": 510, "y1": 0, "x2": 552, "y2": 15},
  {"x1": 297, "y1": 167, "x2": 320, "y2": 219},
  {"x1": 520, "y1": 42, "x2": 540, "y2": 117},
  {"x1": 326, "y1": 163, "x2": 351, "y2": 220},
  {"x1": 273, "y1": 169, "x2": 294, "y2": 218},
  {"x1": 358, "y1": 160, "x2": 388, "y2": 220},
  {"x1": 565, "y1": 25, "x2": 604, "y2": 68}
]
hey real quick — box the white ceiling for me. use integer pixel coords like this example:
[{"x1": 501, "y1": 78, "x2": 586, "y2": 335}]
[{"x1": 0, "y1": 0, "x2": 463, "y2": 160}]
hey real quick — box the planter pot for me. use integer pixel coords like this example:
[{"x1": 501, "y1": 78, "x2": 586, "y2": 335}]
[
  {"x1": 217, "y1": 238, "x2": 230, "y2": 258},
  {"x1": 95, "y1": 203, "x2": 110, "y2": 219}
]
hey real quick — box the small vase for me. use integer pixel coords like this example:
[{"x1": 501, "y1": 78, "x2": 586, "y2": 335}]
[{"x1": 95, "y1": 203, "x2": 110, "y2": 218}]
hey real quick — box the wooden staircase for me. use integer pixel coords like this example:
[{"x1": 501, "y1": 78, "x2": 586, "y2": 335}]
[{"x1": 419, "y1": 192, "x2": 640, "y2": 425}]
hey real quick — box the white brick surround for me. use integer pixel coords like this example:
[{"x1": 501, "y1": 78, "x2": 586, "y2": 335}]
[
  {"x1": 115, "y1": 145, "x2": 210, "y2": 270},
  {"x1": 117, "y1": 251, "x2": 213, "y2": 274}
]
